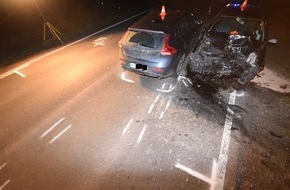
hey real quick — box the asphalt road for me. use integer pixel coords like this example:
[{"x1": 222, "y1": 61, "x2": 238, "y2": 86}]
[
  {"x1": 0, "y1": 16, "x2": 240, "y2": 189},
  {"x1": 0, "y1": 3, "x2": 290, "y2": 190}
]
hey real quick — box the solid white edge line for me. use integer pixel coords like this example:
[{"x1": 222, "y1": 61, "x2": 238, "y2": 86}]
[
  {"x1": 215, "y1": 90, "x2": 237, "y2": 190},
  {"x1": 122, "y1": 118, "x2": 134, "y2": 135},
  {"x1": 210, "y1": 159, "x2": 218, "y2": 190},
  {"x1": 40, "y1": 118, "x2": 65, "y2": 139},
  {"x1": 175, "y1": 163, "x2": 211, "y2": 184},
  {"x1": 0, "y1": 179, "x2": 10, "y2": 190},
  {"x1": 137, "y1": 125, "x2": 147, "y2": 143},
  {"x1": 49, "y1": 124, "x2": 72, "y2": 144}
]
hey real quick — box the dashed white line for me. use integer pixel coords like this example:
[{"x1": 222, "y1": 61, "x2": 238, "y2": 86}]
[
  {"x1": 159, "y1": 111, "x2": 165, "y2": 119},
  {"x1": 155, "y1": 99, "x2": 164, "y2": 115},
  {"x1": 154, "y1": 94, "x2": 160, "y2": 102},
  {"x1": 49, "y1": 124, "x2": 72, "y2": 144},
  {"x1": 0, "y1": 179, "x2": 10, "y2": 190},
  {"x1": 148, "y1": 103, "x2": 155, "y2": 114},
  {"x1": 165, "y1": 98, "x2": 171, "y2": 111},
  {"x1": 137, "y1": 125, "x2": 147, "y2": 143},
  {"x1": 40, "y1": 118, "x2": 65, "y2": 139},
  {"x1": 122, "y1": 118, "x2": 134, "y2": 135}
]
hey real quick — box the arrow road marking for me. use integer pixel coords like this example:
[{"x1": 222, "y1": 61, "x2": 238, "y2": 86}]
[{"x1": 93, "y1": 37, "x2": 107, "y2": 47}]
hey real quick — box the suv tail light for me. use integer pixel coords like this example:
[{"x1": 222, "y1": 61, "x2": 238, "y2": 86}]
[{"x1": 161, "y1": 34, "x2": 176, "y2": 56}]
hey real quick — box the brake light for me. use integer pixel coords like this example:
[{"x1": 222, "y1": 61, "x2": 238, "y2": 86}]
[{"x1": 161, "y1": 34, "x2": 176, "y2": 56}]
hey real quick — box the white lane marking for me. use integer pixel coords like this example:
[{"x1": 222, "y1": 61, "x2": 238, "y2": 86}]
[
  {"x1": 0, "y1": 64, "x2": 29, "y2": 79},
  {"x1": 122, "y1": 118, "x2": 133, "y2": 135},
  {"x1": 165, "y1": 98, "x2": 171, "y2": 111},
  {"x1": 155, "y1": 98, "x2": 164, "y2": 115},
  {"x1": 148, "y1": 103, "x2": 155, "y2": 114},
  {"x1": 49, "y1": 124, "x2": 72, "y2": 144},
  {"x1": 159, "y1": 111, "x2": 165, "y2": 119},
  {"x1": 182, "y1": 79, "x2": 188, "y2": 87},
  {"x1": 0, "y1": 179, "x2": 10, "y2": 190},
  {"x1": 175, "y1": 163, "x2": 212, "y2": 184},
  {"x1": 178, "y1": 76, "x2": 193, "y2": 85},
  {"x1": 157, "y1": 84, "x2": 176, "y2": 93},
  {"x1": 154, "y1": 94, "x2": 160, "y2": 102},
  {"x1": 210, "y1": 159, "x2": 218, "y2": 190},
  {"x1": 121, "y1": 71, "x2": 135, "y2": 83},
  {"x1": 159, "y1": 98, "x2": 171, "y2": 119},
  {"x1": 93, "y1": 37, "x2": 107, "y2": 47},
  {"x1": 13, "y1": 70, "x2": 26, "y2": 78},
  {"x1": 215, "y1": 90, "x2": 237, "y2": 190},
  {"x1": 0, "y1": 7, "x2": 155, "y2": 80},
  {"x1": 137, "y1": 125, "x2": 147, "y2": 143},
  {"x1": 40, "y1": 118, "x2": 65, "y2": 139},
  {"x1": 0, "y1": 162, "x2": 7, "y2": 170}
]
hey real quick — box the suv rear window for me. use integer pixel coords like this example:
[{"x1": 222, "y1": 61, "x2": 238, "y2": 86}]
[{"x1": 124, "y1": 30, "x2": 165, "y2": 49}]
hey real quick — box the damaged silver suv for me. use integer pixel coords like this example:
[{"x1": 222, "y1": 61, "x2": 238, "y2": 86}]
[
  {"x1": 189, "y1": 2, "x2": 277, "y2": 85},
  {"x1": 119, "y1": 6, "x2": 203, "y2": 78}
]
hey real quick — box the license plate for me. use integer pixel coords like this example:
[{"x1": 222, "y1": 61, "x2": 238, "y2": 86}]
[{"x1": 130, "y1": 63, "x2": 147, "y2": 71}]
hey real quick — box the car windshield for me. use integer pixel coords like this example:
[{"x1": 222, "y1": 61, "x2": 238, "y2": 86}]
[
  {"x1": 210, "y1": 16, "x2": 264, "y2": 41},
  {"x1": 125, "y1": 30, "x2": 165, "y2": 49}
]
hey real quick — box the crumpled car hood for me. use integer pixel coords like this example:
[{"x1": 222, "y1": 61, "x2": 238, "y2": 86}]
[{"x1": 189, "y1": 32, "x2": 264, "y2": 84}]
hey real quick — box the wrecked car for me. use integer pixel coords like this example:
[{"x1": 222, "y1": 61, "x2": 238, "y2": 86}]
[
  {"x1": 189, "y1": 3, "x2": 277, "y2": 85},
  {"x1": 119, "y1": 6, "x2": 203, "y2": 78}
]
